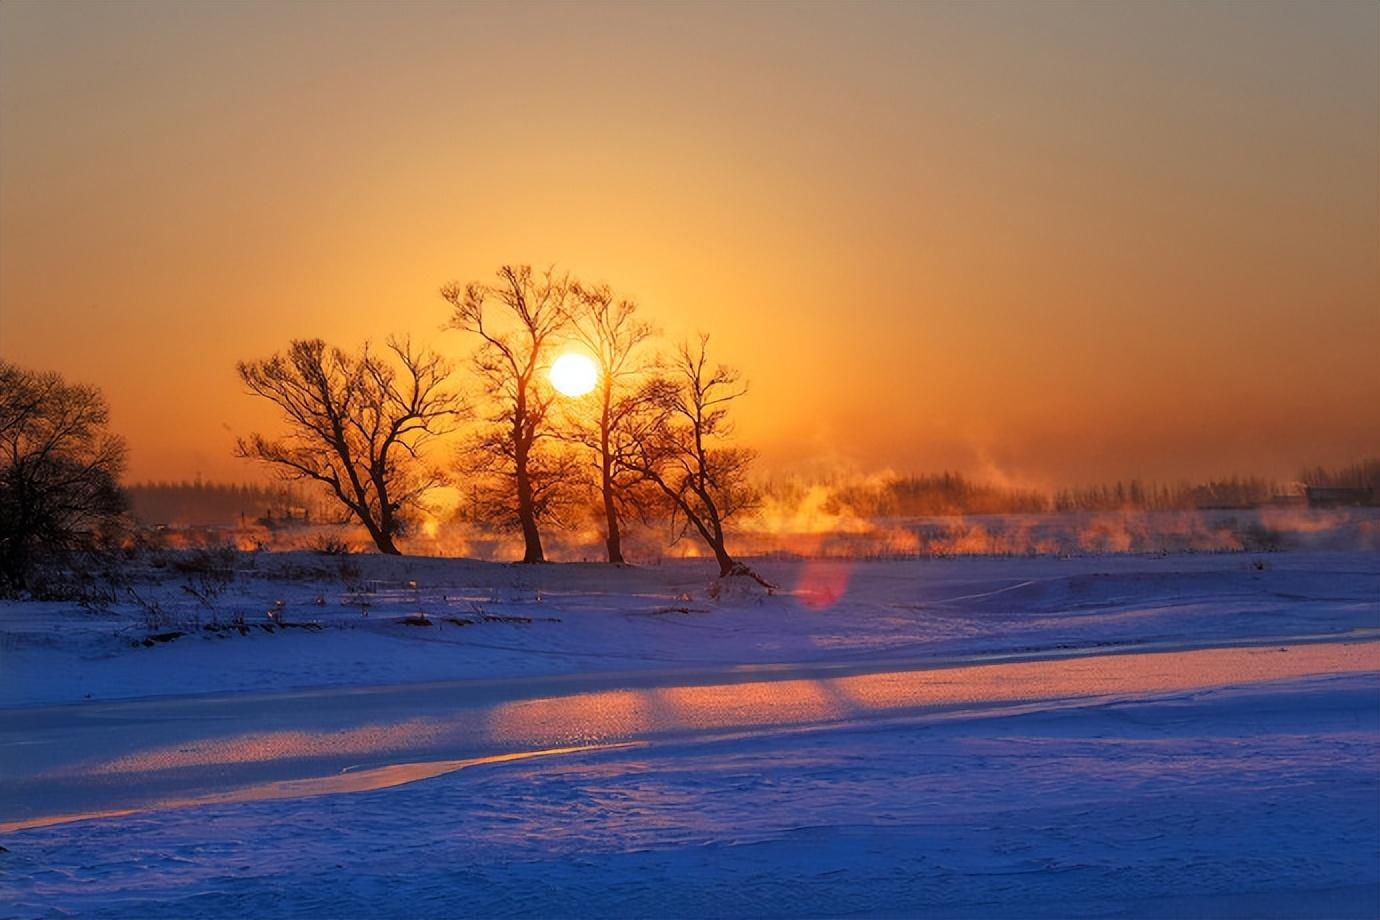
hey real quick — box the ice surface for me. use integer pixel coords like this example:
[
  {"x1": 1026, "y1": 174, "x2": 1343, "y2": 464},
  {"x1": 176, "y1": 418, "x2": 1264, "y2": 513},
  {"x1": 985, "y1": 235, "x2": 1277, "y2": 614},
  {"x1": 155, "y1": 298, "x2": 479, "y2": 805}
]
[{"x1": 0, "y1": 549, "x2": 1376, "y2": 917}]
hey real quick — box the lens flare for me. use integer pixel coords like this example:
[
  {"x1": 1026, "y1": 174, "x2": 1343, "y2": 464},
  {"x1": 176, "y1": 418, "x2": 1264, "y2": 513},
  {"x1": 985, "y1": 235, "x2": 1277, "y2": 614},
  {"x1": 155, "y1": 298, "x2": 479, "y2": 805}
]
[{"x1": 549, "y1": 352, "x2": 598, "y2": 397}]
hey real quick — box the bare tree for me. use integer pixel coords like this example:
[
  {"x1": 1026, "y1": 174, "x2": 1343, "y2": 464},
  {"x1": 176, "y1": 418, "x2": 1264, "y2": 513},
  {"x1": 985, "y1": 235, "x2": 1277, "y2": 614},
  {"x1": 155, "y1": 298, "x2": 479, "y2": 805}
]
[
  {"x1": 442, "y1": 265, "x2": 579, "y2": 563},
  {"x1": 626, "y1": 336, "x2": 764, "y2": 580},
  {"x1": 0, "y1": 361, "x2": 128, "y2": 591},
  {"x1": 566, "y1": 282, "x2": 658, "y2": 563},
  {"x1": 457, "y1": 426, "x2": 590, "y2": 533},
  {"x1": 236, "y1": 338, "x2": 462, "y2": 555}
]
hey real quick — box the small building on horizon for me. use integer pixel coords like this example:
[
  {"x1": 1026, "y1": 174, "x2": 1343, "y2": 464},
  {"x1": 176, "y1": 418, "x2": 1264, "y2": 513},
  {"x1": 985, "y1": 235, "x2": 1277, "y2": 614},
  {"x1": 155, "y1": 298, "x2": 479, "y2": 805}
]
[{"x1": 1304, "y1": 486, "x2": 1374, "y2": 508}]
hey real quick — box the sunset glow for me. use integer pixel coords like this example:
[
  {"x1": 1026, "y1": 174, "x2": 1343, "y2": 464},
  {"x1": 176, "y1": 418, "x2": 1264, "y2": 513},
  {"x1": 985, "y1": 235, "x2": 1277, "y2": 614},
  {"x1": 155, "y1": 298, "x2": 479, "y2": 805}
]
[{"x1": 1, "y1": 2, "x2": 1374, "y2": 484}]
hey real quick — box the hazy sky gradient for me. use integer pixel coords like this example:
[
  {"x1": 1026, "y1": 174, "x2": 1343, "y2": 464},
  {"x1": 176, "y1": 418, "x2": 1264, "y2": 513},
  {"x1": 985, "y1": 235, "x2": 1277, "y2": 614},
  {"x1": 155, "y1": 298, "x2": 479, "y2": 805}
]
[{"x1": 2, "y1": 0, "x2": 1376, "y2": 486}]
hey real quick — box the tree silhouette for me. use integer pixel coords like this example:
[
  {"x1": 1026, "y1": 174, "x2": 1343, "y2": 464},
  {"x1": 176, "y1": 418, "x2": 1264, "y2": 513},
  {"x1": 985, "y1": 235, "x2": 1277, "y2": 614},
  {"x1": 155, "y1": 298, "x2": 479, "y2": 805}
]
[
  {"x1": 442, "y1": 265, "x2": 578, "y2": 563},
  {"x1": 0, "y1": 361, "x2": 128, "y2": 590},
  {"x1": 625, "y1": 336, "x2": 764, "y2": 580},
  {"x1": 566, "y1": 282, "x2": 658, "y2": 563},
  {"x1": 236, "y1": 338, "x2": 462, "y2": 554}
]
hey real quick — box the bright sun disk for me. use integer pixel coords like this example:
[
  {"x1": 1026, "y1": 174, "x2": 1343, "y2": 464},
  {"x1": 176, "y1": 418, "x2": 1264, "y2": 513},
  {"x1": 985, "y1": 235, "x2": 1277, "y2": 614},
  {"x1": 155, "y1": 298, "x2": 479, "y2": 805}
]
[{"x1": 550, "y1": 352, "x2": 598, "y2": 397}]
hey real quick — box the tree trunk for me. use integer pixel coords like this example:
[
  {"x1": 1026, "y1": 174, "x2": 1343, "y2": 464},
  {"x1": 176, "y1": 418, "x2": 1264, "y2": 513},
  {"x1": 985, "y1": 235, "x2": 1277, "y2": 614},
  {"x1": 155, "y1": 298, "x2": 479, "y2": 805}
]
[
  {"x1": 360, "y1": 515, "x2": 401, "y2": 555},
  {"x1": 713, "y1": 543, "x2": 736, "y2": 578},
  {"x1": 601, "y1": 458, "x2": 623, "y2": 564},
  {"x1": 603, "y1": 490, "x2": 623, "y2": 564},
  {"x1": 514, "y1": 441, "x2": 545, "y2": 564},
  {"x1": 517, "y1": 503, "x2": 543, "y2": 563},
  {"x1": 0, "y1": 543, "x2": 28, "y2": 590}
]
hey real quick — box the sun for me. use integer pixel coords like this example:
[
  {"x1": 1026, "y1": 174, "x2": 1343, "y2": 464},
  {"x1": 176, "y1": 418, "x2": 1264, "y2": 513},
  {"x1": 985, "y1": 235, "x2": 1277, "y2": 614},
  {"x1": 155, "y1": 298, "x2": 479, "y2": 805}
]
[{"x1": 549, "y1": 351, "x2": 598, "y2": 397}]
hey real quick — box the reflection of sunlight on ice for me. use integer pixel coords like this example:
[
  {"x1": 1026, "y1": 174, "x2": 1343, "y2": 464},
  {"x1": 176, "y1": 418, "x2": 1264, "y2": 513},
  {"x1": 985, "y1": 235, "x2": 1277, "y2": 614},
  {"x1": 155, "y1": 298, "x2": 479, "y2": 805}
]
[
  {"x1": 23, "y1": 640, "x2": 1377, "y2": 836},
  {"x1": 483, "y1": 643, "x2": 1380, "y2": 750},
  {"x1": 484, "y1": 680, "x2": 854, "y2": 746},
  {"x1": 82, "y1": 718, "x2": 447, "y2": 775},
  {"x1": 831, "y1": 643, "x2": 1380, "y2": 712},
  {"x1": 5, "y1": 744, "x2": 633, "y2": 833},
  {"x1": 60, "y1": 643, "x2": 1380, "y2": 784},
  {"x1": 485, "y1": 690, "x2": 652, "y2": 746},
  {"x1": 654, "y1": 680, "x2": 849, "y2": 728}
]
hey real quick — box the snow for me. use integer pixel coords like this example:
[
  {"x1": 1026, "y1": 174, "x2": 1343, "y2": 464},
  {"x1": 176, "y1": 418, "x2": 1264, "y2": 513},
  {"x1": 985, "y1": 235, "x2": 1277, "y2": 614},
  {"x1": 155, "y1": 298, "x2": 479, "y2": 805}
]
[
  {"x1": 1, "y1": 546, "x2": 1377, "y2": 917},
  {"x1": 2, "y1": 550, "x2": 1376, "y2": 707}
]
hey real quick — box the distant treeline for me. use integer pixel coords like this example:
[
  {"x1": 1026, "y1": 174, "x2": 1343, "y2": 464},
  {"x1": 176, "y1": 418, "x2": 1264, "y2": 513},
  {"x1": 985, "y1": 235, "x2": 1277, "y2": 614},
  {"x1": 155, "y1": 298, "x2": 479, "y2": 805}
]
[
  {"x1": 1052, "y1": 459, "x2": 1379, "y2": 512},
  {"x1": 1297, "y1": 458, "x2": 1380, "y2": 493},
  {"x1": 126, "y1": 481, "x2": 328, "y2": 526},
  {"x1": 1051, "y1": 476, "x2": 1279, "y2": 512},
  {"x1": 791, "y1": 458, "x2": 1380, "y2": 518},
  {"x1": 129, "y1": 458, "x2": 1379, "y2": 528},
  {"x1": 821, "y1": 472, "x2": 1049, "y2": 517}
]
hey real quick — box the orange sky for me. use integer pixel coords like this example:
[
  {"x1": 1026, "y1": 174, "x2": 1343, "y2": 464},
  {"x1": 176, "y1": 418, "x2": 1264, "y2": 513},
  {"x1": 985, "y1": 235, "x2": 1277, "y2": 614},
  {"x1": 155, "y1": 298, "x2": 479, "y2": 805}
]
[{"x1": 2, "y1": 0, "x2": 1376, "y2": 487}]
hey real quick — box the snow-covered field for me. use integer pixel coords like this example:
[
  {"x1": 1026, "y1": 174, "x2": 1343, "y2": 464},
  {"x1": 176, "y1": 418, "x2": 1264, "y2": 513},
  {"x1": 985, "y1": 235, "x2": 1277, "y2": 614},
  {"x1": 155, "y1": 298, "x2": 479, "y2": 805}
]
[{"x1": 1, "y1": 545, "x2": 1378, "y2": 917}]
